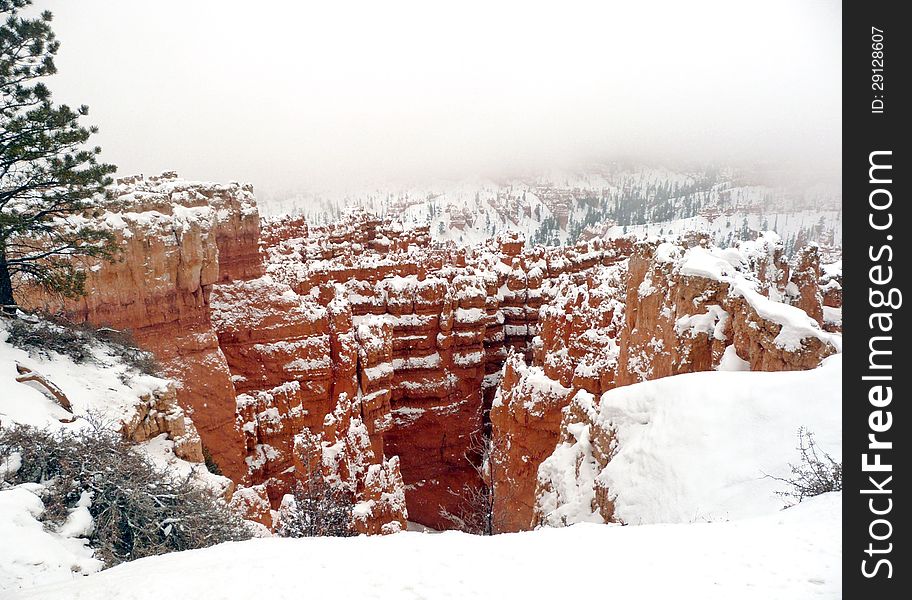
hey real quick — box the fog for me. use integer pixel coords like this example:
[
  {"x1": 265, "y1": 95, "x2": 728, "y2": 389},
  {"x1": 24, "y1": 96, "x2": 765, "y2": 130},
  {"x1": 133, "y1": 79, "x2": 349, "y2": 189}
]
[{"x1": 40, "y1": 0, "x2": 841, "y2": 196}]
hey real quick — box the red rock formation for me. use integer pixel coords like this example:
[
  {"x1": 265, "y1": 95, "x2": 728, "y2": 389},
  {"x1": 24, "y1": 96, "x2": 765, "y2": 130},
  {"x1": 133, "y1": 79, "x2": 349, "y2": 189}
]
[
  {"x1": 615, "y1": 240, "x2": 730, "y2": 387},
  {"x1": 209, "y1": 182, "x2": 265, "y2": 282},
  {"x1": 489, "y1": 260, "x2": 627, "y2": 532},
  {"x1": 20, "y1": 175, "x2": 409, "y2": 533},
  {"x1": 289, "y1": 395, "x2": 407, "y2": 535},
  {"x1": 790, "y1": 245, "x2": 824, "y2": 325},
  {"x1": 19, "y1": 172, "x2": 839, "y2": 536},
  {"x1": 121, "y1": 381, "x2": 205, "y2": 464},
  {"x1": 489, "y1": 352, "x2": 571, "y2": 532},
  {"x1": 211, "y1": 276, "x2": 332, "y2": 496},
  {"x1": 530, "y1": 235, "x2": 839, "y2": 528},
  {"x1": 21, "y1": 174, "x2": 249, "y2": 481}
]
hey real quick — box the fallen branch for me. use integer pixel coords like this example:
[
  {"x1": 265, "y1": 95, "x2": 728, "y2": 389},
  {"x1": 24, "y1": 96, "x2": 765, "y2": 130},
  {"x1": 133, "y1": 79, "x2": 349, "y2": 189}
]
[{"x1": 14, "y1": 361, "x2": 76, "y2": 422}]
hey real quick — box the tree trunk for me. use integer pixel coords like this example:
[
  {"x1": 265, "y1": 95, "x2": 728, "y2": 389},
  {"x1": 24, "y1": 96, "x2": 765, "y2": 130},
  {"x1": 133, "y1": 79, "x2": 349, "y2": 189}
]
[{"x1": 0, "y1": 251, "x2": 16, "y2": 315}]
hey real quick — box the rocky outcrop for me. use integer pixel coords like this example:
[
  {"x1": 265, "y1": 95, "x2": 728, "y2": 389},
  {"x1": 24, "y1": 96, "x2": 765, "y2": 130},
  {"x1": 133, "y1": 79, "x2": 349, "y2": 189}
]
[
  {"x1": 289, "y1": 394, "x2": 407, "y2": 535},
  {"x1": 531, "y1": 234, "x2": 839, "y2": 528},
  {"x1": 489, "y1": 353, "x2": 571, "y2": 532},
  {"x1": 121, "y1": 381, "x2": 204, "y2": 464},
  {"x1": 208, "y1": 181, "x2": 265, "y2": 282},
  {"x1": 211, "y1": 277, "x2": 332, "y2": 494},
  {"x1": 488, "y1": 259, "x2": 627, "y2": 532},
  {"x1": 790, "y1": 245, "x2": 823, "y2": 326},
  {"x1": 21, "y1": 173, "x2": 249, "y2": 481}
]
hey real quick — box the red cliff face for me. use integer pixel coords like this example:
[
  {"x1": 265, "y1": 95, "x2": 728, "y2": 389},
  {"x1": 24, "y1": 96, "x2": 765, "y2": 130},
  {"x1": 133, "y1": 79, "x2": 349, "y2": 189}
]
[
  {"x1": 210, "y1": 276, "x2": 333, "y2": 492},
  {"x1": 209, "y1": 182, "x2": 266, "y2": 282},
  {"x1": 790, "y1": 245, "x2": 824, "y2": 326},
  {"x1": 20, "y1": 174, "x2": 409, "y2": 534},
  {"x1": 22, "y1": 173, "x2": 249, "y2": 481},
  {"x1": 263, "y1": 216, "x2": 634, "y2": 530}
]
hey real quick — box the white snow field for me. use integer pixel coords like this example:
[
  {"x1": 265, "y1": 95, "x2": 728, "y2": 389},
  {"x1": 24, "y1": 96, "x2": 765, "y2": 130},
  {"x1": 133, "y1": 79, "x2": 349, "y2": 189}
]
[
  {"x1": 8, "y1": 493, "x2": 840, "y2": 600},
  {"x1": 537, "y1": 354, "x2": 842, "y2": 527}
]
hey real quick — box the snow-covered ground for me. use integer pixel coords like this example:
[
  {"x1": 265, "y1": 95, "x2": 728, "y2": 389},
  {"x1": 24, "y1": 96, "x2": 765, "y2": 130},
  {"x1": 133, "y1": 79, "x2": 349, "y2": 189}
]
[
  {"x1": 605, "y1": 209, "x2": 841, "y2": 251},
  {"x1": 0, "y1": 320, "x2": 228, "y2": 591},
  {"x1": 8, "y1": 492, "x2": 840, "y2": 600},
  {"x1": 539, "y1": 355, "x2": 841, "y2": 527}
]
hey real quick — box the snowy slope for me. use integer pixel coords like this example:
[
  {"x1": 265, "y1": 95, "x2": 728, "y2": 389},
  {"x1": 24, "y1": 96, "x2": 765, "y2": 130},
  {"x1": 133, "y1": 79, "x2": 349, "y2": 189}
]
[
  {"x1": 0, "y1": 321, "x2": 229, "y2": 592},
  {"x1": 604, "y1": 209, "x2": 842, "y2": 257},
  {"x1": 8, "y1": 493, "x2": 840, "y2": 600},
  {"x1": 0, "y1": 485, "x2": 104, "y2": 591},
  {"x1": 538, "y1": 355, "x2": 841, "y2": 527},
  {"x1": 0, "y1": 322, "x2": 176, "y2": 430}
]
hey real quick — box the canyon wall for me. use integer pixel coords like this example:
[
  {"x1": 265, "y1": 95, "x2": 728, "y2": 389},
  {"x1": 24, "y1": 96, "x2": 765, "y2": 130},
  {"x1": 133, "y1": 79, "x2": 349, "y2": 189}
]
[
  {"x1": 21, "y1": 173, "x2": 250, "y2": 480},
  {"x1": 262, "y1": 216, "x2": 632, "y2": 529},
  {"x1": 19, "y1": 173, "x2": 839, "y2": 535}
]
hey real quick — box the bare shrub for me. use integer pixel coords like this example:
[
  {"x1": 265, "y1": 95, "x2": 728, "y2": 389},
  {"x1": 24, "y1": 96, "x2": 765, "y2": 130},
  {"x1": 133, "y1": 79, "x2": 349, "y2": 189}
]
[
  {"x1": 276, "y1": 466, "x2": 355, "y2": 538},
  {"x1": 439, "y1": 430, "x2": 513, "y2": 535},
  {"x1": 202, "y1": 445, "x2": 223, "y2": 476},
  {"x1": 0, "y1": 423, "x2": 251, "y2": 567},
  {"x1": 3, "y1": 316, "x2": 159, "y2": 376},
  {"x1": 771, "y1": 427, "x2": 842, "y2": 506},
  {"x1": 4, "y1": 318, "x2": 94, "y2": 363}
]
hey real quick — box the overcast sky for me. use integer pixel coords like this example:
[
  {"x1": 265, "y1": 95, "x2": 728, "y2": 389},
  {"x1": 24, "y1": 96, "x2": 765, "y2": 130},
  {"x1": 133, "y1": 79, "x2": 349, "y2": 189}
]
[{"x1": 39, "y1": 0, "x2": 841, "y2": 196}]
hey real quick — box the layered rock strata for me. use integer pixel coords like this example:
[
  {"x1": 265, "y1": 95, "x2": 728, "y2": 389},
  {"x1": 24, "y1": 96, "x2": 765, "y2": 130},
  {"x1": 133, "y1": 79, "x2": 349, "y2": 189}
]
[{"x1": 19, "y1": 173, "x2": 839, "y2": 536}]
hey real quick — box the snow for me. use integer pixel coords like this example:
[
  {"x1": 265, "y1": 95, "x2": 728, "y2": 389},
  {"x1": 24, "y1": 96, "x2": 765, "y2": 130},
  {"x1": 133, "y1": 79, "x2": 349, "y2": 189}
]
[
  {"x1": 0, "y1": 452, "x2": 22, "y2": 479},
  {"x1": 736, "y1": 285, "x2": 833, "y2": 351},
  {"x1": 673, "y1": 242, "x2": 837, "y2": 351},
  {"x1": 716, "y1": 345, "x2": 750, "y2": 371},
  {"x1": 674, "y1": 305, "x2": 729, "y2": 341},
  {"x1": 8, "y1": 493, "x2": 840, "y2": 599},
  {"x1": 678, "y1": 246, "x2": 739, "y2": 280},
  {"x1": 259, "y1": 165, "x2": 840, "y2": 257},
  {"x1": 538, "y1": 355, "x2": 841, "y2": 527},
  {"x1": 0, "y1": 321, "x2": 227, "y2": 591},
  {"x1": 0, "y1": 327, "x2": 170, "y2": 429},
  {"x1": 391, "y1": 354, "x2": 441, "y2": 371},
  {"x1": 0, "y1": 486, "x2": 103, "y2": 591},
  {"x1": 822, "y1": 305, "x2": 841, "y2": 328},
  {"x1": 57, "y1": 493, "x2": 95, "y2": 539}
]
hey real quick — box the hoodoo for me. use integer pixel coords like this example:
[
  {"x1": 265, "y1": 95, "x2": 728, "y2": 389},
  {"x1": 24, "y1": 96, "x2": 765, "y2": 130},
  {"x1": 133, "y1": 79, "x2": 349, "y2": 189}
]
[{"x1": 19, "y1": 173, "x2": 840, "y2": 534}]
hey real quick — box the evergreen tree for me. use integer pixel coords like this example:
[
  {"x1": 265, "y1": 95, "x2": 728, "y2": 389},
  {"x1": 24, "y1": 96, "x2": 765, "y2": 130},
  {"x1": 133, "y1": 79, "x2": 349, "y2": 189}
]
[{"x1": 1, "y1": 1, "x2": 117, "y2": 312}]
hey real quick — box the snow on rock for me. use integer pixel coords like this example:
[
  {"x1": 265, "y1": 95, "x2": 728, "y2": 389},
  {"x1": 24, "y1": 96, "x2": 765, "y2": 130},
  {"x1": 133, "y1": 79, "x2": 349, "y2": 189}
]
[
  {"x1": 618, "y1": 234, "x2": 837, "y2": 386},
  {"x1": 535, "y1": 355, "x2": 841, "y2": 527},
  {"x1": 8, "y1": 493, "x2": 840, "y2": 600},
  {"x1": 18, "y1": 173, "x2": 254, "y2": 481}
]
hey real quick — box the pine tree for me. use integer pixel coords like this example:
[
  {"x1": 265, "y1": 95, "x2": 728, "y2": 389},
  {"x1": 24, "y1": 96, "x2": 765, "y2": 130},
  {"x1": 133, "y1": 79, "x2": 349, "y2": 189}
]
[{"x1": 1, "y1": 1, "x2": 117, "y2": 312}]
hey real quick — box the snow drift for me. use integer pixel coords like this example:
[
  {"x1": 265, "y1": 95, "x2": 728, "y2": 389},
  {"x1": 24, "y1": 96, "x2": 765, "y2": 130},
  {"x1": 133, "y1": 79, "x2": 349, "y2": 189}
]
[{"x1": 536, "y1": 354, "x2": 841, "y2": 526}]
